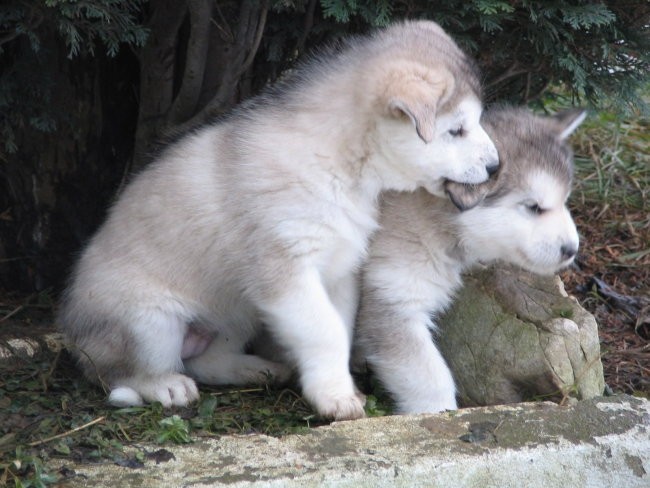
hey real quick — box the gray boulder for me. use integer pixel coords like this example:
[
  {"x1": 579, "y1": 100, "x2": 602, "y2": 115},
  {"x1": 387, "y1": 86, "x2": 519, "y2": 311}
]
[{"x1": 437, "y1": 265, "x2": 605, "y2": 407}]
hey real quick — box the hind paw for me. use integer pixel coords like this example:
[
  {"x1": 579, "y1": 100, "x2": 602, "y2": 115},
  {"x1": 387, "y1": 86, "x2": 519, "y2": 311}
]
[
  {"x1": 185, "y1": 352, "x2": 293, "y2": 386},
  {"x1": 247, "y1": 360, "x2": 293, "y2": 385},
  {"x1": 109, "y1": 373, "x2": 200, "y2": 408}
]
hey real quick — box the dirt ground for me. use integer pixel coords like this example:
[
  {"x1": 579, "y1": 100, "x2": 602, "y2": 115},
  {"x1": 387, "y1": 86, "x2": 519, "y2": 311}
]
[{"x1": 560, "y1": 202, "x2": 649, "y2": 397}]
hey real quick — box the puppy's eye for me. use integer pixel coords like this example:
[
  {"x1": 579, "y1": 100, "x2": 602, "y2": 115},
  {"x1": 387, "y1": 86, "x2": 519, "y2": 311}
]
[
  {"x1": 449, "y1": 127, "x2": 465, "y2": 137},
  {"x1": 526, "y1": 203, "x2": 545, "y2": 215}
]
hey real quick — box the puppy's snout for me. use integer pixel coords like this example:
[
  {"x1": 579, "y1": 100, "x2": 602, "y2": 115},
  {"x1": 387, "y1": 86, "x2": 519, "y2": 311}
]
[
  {"x1": 484, "y1": 140, "x2": 499, "y2": 175},
  {"x1": 486, "y1": 162, "x2": 500, "y2": 176},
  {"x1": 560, "y1": 244, "x2": 578, "y2": 261}
]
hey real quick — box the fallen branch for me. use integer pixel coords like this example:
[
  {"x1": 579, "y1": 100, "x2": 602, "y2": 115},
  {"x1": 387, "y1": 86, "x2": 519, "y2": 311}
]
[
  {"x1": 0, "y1": 305, "x2": 24, "y2": 323},
  {"x1": 28, "y1": 416, "x2": 106, "y2": 447}
]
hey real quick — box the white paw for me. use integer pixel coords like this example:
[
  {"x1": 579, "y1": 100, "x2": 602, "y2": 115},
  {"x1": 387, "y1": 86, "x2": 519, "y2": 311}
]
[
  {"x1": 304, "y1": 381, "x2": 367, "y2": 420},
  {"x1": 185, "y1": 353, "x2": 293, "y2": 386},
  {"x1": 313, "y1": 393, "x2": 367, "y2": 420},
  {"x1": 143, "y1": 374, "x2": 200, "y2": 407},
  {"x1": 110, "y1": 374, "x2": 200, "y2": 408}
]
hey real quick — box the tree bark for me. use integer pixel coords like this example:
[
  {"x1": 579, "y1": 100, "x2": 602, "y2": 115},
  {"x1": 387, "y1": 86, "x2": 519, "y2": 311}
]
[
  {"x1": 1, "y1": 34, "x2": 139, "y2": 290},
  {"x1": 168, "y1": 0, "x2": 213, "y2": 125},
  {"x1": 178, "y1": 0, "x2": 269, "y2": 132},
  {"x1": 132, "y1": 0, "x2": 270, "y2": 170},
  {"x1": 133, "y1": 0, "x2": 188, "y2": 170}
]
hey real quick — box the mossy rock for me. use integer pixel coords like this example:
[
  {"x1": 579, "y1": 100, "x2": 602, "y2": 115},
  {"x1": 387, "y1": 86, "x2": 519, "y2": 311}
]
[{"x1": 437, "y1": 265, "x2": 605, "y2": 407}]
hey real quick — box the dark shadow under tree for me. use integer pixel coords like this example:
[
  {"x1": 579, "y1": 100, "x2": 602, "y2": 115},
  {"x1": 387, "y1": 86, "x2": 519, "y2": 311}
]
[{"x1": 0, "y1": 0, "x2": 648, "y2": 292}]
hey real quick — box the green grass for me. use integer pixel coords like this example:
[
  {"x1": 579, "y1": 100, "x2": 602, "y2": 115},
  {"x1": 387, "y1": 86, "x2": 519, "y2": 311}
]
[
  {"x1": 555, "y1": 88, "x2": 649, "y2": 399},
  {"x1": 0, "y1": 346, "x2": 391, "y2": 486},
  {"x1": 569, "y1": 107, "x2": 650, "y2": 272},
  {"x1": 572, "y1": 112, "x2": 649, "y2": 214}
]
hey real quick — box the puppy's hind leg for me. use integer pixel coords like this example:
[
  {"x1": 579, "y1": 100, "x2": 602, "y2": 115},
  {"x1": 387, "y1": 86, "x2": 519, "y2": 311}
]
[
  {"x1": 107, "y1": 310, "x2": 200, "y2": 408},
  {"x1": 184, "y1": 330, "x2": 293, "y2": 386}
]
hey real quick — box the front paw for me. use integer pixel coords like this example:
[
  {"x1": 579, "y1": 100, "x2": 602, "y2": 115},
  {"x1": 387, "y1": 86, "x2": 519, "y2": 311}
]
[{"x1": 304, "y1": 383, "x2": 367, "y2": 420}]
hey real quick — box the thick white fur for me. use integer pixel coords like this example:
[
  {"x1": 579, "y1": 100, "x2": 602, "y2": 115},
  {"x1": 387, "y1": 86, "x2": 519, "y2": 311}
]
[
  {"x1": 356, "y1": 107, "x2": 584, "y2": 414},
  {"x1": 57, "y1": 20, "x2": 499, "y2": 420}
]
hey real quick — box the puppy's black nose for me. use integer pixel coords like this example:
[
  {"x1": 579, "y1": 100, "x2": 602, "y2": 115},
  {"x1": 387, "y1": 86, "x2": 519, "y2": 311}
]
[
  {"x1": 486, "y1": 162, "x2": 500, "y2": 176},
  {"x1": 561, "y1": 245, "x2": 577, "y2": 260}
]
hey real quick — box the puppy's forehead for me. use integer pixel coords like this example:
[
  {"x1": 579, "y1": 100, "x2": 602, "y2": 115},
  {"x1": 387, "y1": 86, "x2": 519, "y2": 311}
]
[
  {"x1": 486, "y1": 109, "x2": 574, "y2": 181},
  {"x1": 439, "y1": 96, "x2": 482, "y2": 120},
  {"x1": 525, "y1": 169, "x2": 571, "y2": 205}
]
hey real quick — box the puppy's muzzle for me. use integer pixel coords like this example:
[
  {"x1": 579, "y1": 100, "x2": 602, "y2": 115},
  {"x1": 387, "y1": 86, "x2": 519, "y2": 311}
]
[
  {"x1": 486, "y1": 162, "x2": 500, "y2": 176},
  {"x1": 560, "y1": 244, "x2": 578, "y2": 261}
]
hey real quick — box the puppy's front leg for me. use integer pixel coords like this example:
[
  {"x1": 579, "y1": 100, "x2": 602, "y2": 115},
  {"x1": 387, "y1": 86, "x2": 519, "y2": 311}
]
[
  {"x1": 257, "y1": 268, "x2": 365, "y2": 420},
  {"x1": 359, "y1": 306, "x2": 457, "y2": 414},
  {"x1": 327, "y1": 272, "x2": 361, "y2": 343}
]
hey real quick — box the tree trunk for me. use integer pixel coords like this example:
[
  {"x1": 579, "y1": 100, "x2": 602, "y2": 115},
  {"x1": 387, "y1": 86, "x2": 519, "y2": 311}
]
[
  {"x1": 0, "y1": 33, "x2": 138, "y2": 291},
  {"x1": 132, "y1": 0, "x2": 188, "y2": 168},
  {"x1": 132, "y1": 0, "x2": 269, "y2": 171}
]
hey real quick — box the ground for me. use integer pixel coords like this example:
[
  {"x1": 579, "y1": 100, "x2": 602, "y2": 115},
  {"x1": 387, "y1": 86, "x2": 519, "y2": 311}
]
[
  {"x1": 0, "y1": 108, "x2": 648, "y2": 485},
  {"x1": 562, "y1": 111, "x2": 649, "y2": 396}
]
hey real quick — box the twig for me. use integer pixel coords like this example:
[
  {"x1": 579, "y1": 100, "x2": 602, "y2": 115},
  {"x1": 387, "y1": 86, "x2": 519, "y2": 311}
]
[
  {"x1": 0, "y1": 292, "x2": 37, "y2": 322},
  {"x1": 67, "y1": 343, "x2": 111, "y2": 394},
  {"x1": 117, "y1": 423, "x2": 132, "y2": 442},
  {"x1": 41, "y1": 349, "x2": 62, "y2": 393},
  {"x1": 0, "y1": 256, "x2": 30, "y2": 263},
  {"x1": 28, "y1": 416, "x2": 106, "y2": 447},
  {"x1": 210, "y1": 387, "x2": 264, "y2": 396},
  {"x1": 0, "y1": 305, "x2": 25, "y2": 323},
  {"x1": 274, "y1": 388, "x2": 304, "y2": 407}
]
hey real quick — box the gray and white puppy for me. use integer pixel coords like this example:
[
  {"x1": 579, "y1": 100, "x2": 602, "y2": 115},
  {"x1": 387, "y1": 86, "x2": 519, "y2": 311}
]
[{"x1": 356, "y1": 106, "x2": 585, "y2": 414}]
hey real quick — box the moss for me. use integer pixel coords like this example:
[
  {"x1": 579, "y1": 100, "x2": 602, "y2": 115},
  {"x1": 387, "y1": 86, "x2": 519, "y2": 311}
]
[{"x1": 553, "y1": 308, "x2": 575, "y2": 319}]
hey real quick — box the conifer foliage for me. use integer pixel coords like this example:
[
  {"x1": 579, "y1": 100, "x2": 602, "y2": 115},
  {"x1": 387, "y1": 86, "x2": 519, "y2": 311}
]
[{"x1": 0, "y1": 0, "x2": 648, "y2": 290}]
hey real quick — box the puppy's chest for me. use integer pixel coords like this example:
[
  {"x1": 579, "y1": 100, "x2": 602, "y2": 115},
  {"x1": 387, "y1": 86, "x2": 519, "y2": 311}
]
[
  {"x1": 319, "y1": 204, "x2": 378, "y2": 274},
  {"x1": 264, "y1": 170, "x2": 380, "y2": 277},
  {"x1": 296, "y1": 192, "x2": 378, "y2": 278}
]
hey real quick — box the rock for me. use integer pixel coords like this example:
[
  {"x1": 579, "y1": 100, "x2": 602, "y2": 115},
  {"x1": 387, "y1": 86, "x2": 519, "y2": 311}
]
[
  {"x1": 0, "y1": 332, "x2": 64, "y2": 360},
  {"x1": 437, "y1": 265, "x2": 605, "y2": 407},
  {"x1": 54, "y1": 395, "x2": 650, "y2": 487}
]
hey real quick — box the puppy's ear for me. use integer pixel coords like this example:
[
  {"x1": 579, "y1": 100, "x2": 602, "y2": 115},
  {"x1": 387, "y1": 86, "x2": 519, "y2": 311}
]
[
  {"x1": 444, "y1": 180, "x2": 491, "y2": 211},
  {"x1": 385, "y1": 69, "x2": 452, "y2": 144},
  {"x1": 550, "y1": 109, "x2": 587, "y2": 140}
]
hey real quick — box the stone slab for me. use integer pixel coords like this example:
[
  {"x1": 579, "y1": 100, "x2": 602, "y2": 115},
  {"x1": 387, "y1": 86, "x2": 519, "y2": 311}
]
[{"x1": 56, "y1": 395, "x2": 649, "y2": 487}]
